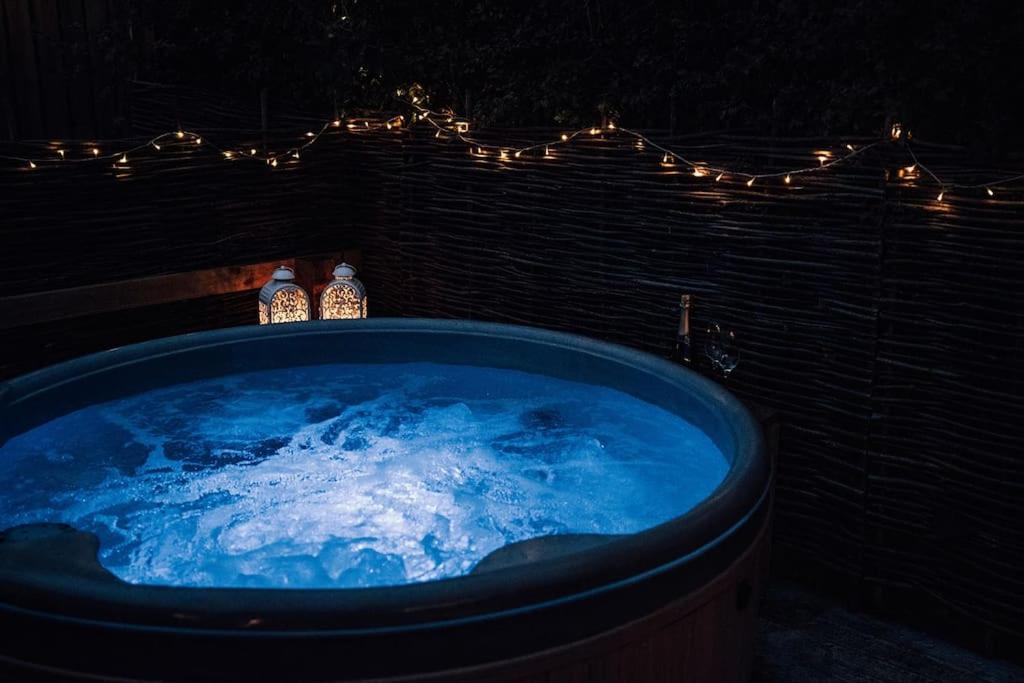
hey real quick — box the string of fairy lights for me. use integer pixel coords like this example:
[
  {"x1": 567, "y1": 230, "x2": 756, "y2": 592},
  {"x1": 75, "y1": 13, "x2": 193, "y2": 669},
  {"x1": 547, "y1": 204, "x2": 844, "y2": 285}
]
[{"x1": 2, "y1": 83, "x2": 1022, "y2": 204}]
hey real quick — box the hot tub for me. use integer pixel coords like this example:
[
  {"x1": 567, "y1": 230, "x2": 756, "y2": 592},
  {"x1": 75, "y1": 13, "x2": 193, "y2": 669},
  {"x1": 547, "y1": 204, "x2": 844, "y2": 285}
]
[{"x1": 0, "y1": 319, "x2": 770, "y2": 682}]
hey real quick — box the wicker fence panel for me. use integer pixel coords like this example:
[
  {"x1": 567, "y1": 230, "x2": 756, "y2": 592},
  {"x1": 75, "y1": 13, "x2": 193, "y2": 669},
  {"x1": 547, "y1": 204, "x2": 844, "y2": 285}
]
[{"x1": 868, "y1": 144, "x2": 1024, "y2": 642}]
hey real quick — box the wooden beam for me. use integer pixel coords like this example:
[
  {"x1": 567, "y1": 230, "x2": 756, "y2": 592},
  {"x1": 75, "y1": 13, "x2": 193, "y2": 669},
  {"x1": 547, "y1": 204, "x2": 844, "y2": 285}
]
[{"x1": 0, "y1": 250, "x2": 360, "y2": 330}]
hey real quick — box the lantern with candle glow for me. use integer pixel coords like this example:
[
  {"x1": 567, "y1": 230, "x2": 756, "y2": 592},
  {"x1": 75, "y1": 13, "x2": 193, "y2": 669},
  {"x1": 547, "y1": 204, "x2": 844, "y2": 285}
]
[
  {"x1": 319, "y1": 263, "x2": 367, "y2": 320},
  {"x1": 258, "y1": 266, "x2": 311, "y2": 324}
]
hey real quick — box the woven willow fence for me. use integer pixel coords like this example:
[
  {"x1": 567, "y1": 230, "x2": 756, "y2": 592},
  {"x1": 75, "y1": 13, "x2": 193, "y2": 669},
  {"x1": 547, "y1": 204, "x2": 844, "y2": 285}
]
[{"x1": 2, "y1": 91, "x2": 1022, "y2": 656}]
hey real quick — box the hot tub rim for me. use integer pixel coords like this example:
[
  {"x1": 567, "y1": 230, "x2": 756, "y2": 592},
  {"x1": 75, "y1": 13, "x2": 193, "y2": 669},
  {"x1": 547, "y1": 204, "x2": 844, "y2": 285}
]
[{"x1": 0, "y1": 318, "x2": 769, "y2": 634}]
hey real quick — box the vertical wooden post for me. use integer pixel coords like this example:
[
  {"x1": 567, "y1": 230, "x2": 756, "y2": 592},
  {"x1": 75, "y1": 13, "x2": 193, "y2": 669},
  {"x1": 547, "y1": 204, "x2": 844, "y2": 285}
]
[{"x1": 260, "y1": 87, "x2": 269, "y2": 152}]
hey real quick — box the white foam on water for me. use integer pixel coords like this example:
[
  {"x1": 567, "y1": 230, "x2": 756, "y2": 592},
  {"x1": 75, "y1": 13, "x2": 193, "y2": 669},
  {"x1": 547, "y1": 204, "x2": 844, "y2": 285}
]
[{"x1": 0, "y1": 362, "x2": 729, "y2": 588}]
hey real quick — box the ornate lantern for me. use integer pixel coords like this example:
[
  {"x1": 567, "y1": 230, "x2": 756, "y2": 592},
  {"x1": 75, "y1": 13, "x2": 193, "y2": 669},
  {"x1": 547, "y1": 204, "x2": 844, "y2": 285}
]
[
  {"x1": 258, "y1": 266, "x2": 311, "y2": 324},
  {"x1": 319, "y1": 263, "x2": 367, "y2": 320}
]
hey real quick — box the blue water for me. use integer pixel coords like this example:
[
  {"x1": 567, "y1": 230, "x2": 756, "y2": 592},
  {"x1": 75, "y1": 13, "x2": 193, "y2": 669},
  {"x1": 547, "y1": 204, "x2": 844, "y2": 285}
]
[{"x1": 0, "y1": 362, "x2": 728, "y2": 589}]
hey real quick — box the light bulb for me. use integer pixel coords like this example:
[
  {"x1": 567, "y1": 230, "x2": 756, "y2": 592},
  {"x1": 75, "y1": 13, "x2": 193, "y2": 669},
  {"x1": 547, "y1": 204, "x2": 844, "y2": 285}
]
[
  {"x1": 306, "y1": 132, "x2": 315, "y2": 137},
  {"x1": 937, "y1": 191, "x2": 944, "y2": 201},
  {"x1": 846, "y1": 144, "x2": 855, "y2": 151},
  {"x1": 590, "y1": 127, "x2": 600, "y2": 135},
  {"x1": 119, "y1": 154, "x2": 127, "y2": 163},
  {"x1": 153, "y1": 143, "x2": 161, "y2": 150},
  {"x1": 292, "y1": 151, "x2": 300, "y2": 159},
  {"x1": 250, "y1": 148, "x2": 257, "y2": 155},
  {"x1": 57, "y1": 149, "x2": 65, "y2": 159},
  {"x1": 514, "y1": 151, "x2": 522, "y2": 158},
  {"x1": 28, "y1": 161, "x2": 36, "y2": 169},
  {"x1": 692, "y1": 167, "x2": 706, "y2": 177},
  {"x1": 986, "y1": 187, "x2": 994, "y2": 197},
  {"x1": 195, "y1": 137, "x2": 202, "y2": 145},
  {"x1": 747, "y1": 177, "x2": 755, "y2": 187},
  {"x1": 561, "y1": 133, "x2": 568, "y2": 141},
  {"x1": 91, "y1": 147, "x2": 99, "y2": 156},
  {"x1": 607, "y1": 122, "x2": 616, "y2": 130},
  {"x1": 332, "y1": 119, "x2": 341, "y2": 127},
  {"x1": 784, "y1": 174, "x2": 792, "y2": 184},
  {"x1": 270, "y1": 158, "x2": 278, "y2": 167},
  {"x1": 715, "y1": 172, "x2": 724, "y2": 181},
  {"x1": 175, "y1": 130, "x2": 184, "y2": 139},
  {"x1": 223, "y1": 151, "x2": 233, "y2": 159}
]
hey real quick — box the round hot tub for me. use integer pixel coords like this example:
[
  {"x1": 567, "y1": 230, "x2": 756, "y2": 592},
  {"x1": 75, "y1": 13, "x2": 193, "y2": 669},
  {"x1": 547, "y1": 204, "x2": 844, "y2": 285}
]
[{"x1": 0, "y1": 319, "x2": 770, "y2": 682}]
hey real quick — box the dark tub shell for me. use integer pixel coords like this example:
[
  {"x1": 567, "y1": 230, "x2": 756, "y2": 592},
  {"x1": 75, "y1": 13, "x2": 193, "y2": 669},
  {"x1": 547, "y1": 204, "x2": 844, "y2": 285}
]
[{"x1": 0, "y1": 319, "x2": 771, "y2": 682}]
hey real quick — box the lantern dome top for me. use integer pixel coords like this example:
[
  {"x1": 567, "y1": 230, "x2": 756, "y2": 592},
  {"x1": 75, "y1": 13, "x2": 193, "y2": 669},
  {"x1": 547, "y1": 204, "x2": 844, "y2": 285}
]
[
  {"x1": 271, "y1": 266, "x2": 296, "y2": 282},
  {"x1": 332, "y1": 263, "x2": 357, "y2": 279}
]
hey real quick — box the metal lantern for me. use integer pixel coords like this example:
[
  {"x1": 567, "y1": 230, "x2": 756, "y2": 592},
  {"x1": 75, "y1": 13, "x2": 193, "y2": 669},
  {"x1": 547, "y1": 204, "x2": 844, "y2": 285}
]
[
  {"x1": 258, "y1": 266, "x2": 311, "y2": 324},
  {"x1": 319, "y1": 263, "x2": 367, "y2": 320}
]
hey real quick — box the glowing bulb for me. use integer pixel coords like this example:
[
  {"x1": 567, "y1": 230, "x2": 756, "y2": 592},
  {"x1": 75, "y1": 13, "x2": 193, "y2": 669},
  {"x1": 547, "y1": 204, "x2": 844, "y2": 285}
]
[
  {"x1": 250, "y1": 148, "x2": 257, "y2": 156},
  {"x1": 904, "y1": 164, "x2": 917, "y2": 173},
  {"x1": 692, "y1": 167, "x2": 706, "y2": 177},
  {"x1": 561, "y1": 133, "x2": 568, "y2": 141},
  {"x1": 91, "y1": 147, "x2": 99, "y2": 156},
  {"x1": 118, "y1": 154, "x2": 127, "y2": 163},
  {"x1": 514, "y1": 151, "x2": 522, "y2": 158},
  {"x1": 986, "y1": 187, "x2": 994, "y2": 197},
  {"x1": 607, "y1": 121, "x2": 616, "y2": 130},
  {"x1": 332, "y1": 119, "x2": 341, "y2": 127},
  {"x1": 270, "y1": 158, "x2": 278, "y2": 167},
  {"x1": 746, "y1": 177, "x2": 755, "y2": 187},
  {"x1": 784, "y1": 174, "x2": 792, "y2": 184},
  {"x1": 153, "y1": 143, "x2": 161, "y2": 151},
  {"x1": 817, "y1": 155, "x2": 827, "y2": 165},
  {"x1": 385, "y1": 122, "x2": 392, "y2": 130},
  {"x1": 28, "y1": 161, "x2": 36, "y2": 169},
  {"x1": 715, "y1": 172, "x2": 724, "y2": 181},
  {"x1": 662, "y1": 154, "x2": 673, "y2": 165},
  {"x1": 57, "y1": 149, "x2": 65, "y2": 159},
  {"x1": 544, "y1": 146, "x2": 551, "y2": 156},
  {"x1": 176, "y1": 131, "x2": 184, "y2": 139},
  {"x1": 346, "y1": 123, "x2": 357, "y2": 129},
  {"x1": 364, "y1": 121, "x2": 371, "y2": 128},
  {"x1": 499, "y1": 149, "x2": 509, "y2": 160},
  {"x1": 306, "y1": 132, "x2": 315, "y2": 137},
  {"x1": 937, "y1": 191, "x2": 944, "y2": 201},
  {"x1": 590, "y1": 127, "x2": 600, "y2": 135},
  {"x1": 846, "y1": 144, "x2": 855, "y2": 151},
  {"x1": 195, "y1": 137, "x2": 202, "y2": 145},
  {"x1": 435, "y1": 130, "x2": 442, "y2": 138},
  {"x1": 223, "y1": 151, "x2": 234, "y2": 159},
  {"x1": 292, "y1": 151, "x2": 300, "y2": 159}
]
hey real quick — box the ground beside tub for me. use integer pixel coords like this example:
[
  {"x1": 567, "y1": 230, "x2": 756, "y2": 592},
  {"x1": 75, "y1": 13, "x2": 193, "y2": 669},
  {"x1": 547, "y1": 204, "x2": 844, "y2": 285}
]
[{"x1": 755, "y1": 581, "x2": 1024, "y2": 682}]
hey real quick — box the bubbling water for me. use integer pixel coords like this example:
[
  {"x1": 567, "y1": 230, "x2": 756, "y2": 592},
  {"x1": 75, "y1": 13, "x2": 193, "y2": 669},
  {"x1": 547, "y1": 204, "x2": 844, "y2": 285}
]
[{"x1": 0, "y1": 363, "x2": 728, "y2": 589}]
